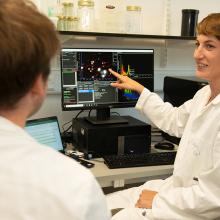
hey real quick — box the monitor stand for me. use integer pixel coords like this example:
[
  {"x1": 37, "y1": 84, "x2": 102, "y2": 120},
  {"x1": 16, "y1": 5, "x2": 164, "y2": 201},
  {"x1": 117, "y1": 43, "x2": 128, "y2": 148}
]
[{"x1": 85, "y1": 108, "x2": 128, "y2": 125}]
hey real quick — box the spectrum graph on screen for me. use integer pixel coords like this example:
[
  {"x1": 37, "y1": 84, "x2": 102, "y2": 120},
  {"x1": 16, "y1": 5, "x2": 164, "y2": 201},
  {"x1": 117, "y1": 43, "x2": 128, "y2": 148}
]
[{"x1": 117, "y1": 52, "x2": 153, "y2": 102}]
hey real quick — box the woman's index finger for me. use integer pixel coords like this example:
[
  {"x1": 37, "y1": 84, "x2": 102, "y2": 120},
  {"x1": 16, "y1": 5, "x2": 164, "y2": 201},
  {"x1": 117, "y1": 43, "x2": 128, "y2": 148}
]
[{"x1": 108, "y1": 68, "x2": 122, "y2": 79}]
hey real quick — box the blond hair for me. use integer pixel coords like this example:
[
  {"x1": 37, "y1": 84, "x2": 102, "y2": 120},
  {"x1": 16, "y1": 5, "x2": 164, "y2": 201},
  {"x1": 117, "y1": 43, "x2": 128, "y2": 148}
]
[{"x1": 197, "y1": 13, "x2": 220, "y2": 40}]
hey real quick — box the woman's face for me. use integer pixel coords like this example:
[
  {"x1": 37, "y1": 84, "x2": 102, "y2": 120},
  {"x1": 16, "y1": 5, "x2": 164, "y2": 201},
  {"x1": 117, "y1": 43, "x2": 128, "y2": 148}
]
[{"x1": 194, "y1": 34, "x2": 220, "y2": 82}]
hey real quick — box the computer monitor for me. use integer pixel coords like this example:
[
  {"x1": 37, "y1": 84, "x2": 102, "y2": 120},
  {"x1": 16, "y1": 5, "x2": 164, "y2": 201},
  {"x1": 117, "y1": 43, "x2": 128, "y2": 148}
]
[
  {"x1": 163, "y1": 76, "x2": 207, "y2": 144},
  {"x1": 60, "y1": 48, "x2": 154, "y2": 124}
]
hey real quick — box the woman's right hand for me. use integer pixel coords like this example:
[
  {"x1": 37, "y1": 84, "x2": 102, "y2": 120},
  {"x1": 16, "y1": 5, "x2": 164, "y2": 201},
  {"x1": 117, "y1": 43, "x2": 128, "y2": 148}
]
[{"x1": 109, "y1": 69, "x2": 145, "y2": 94}]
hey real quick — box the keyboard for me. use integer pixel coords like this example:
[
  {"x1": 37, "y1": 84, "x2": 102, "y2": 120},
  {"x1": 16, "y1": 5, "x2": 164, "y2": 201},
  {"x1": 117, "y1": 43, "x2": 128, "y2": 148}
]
[{"x1": 103, "y1": 151, "x2": 176, "y2": 169}]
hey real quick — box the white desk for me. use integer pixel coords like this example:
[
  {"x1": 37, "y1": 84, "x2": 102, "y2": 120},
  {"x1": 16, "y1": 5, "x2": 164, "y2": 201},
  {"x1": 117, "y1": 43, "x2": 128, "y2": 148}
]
[{"x1": 90, "y1": 158, "x2": 174, "y2": 188}]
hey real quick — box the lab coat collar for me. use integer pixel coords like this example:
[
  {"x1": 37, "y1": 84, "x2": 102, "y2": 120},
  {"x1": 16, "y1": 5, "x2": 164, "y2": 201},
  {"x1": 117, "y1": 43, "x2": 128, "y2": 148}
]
[
  {"x1": 0, "y1": 116, "x2": 33, "y2": 141},
  {"x1": 212, "y1": 93, "x2": 220, "y2": 105},
  {"x1": 202, "y1": 86, "x2": 220, "y2": 106}
]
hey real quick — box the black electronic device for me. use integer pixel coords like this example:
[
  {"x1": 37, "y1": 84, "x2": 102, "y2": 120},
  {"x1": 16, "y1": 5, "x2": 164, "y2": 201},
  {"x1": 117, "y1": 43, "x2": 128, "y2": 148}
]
[
  {"x1": 154, "y1": 142, "x2": 175, "y2": 150},
  {"x1": 72, "y1": 116, "x2": 151, "y2": 158},
  {"x1": 103, "y1": 151, "x2": 177, "y2": 169},
  {"x1": 163, "y1": 76, "x2": 208, "y2": 144},
  {"x1": 60, "y1": 48, "x2": 154, "y2": 124},
  {"x1": 69, "y1": 153, "x2": 95, "y2": 168}
]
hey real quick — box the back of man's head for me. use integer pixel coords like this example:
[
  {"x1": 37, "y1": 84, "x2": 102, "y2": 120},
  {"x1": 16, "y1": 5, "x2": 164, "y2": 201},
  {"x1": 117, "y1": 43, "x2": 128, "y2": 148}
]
[{"x1": 0, "y1": 0, "x2": 60, "y2": 110}]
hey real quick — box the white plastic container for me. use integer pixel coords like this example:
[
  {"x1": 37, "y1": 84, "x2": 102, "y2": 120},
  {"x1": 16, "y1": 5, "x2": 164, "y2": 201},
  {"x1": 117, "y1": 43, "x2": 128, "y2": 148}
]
[
  {"x1": 77, "y1": 0, "x2": 95, "y2": 32},
  {"x1": 126, "y1": 6, "x2": 142, "y2": 34}
]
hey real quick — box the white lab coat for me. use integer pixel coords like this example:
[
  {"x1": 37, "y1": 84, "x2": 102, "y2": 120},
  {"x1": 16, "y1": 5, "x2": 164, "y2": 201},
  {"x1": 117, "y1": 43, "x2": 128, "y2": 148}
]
[
  {"x1": 0, "y1": 117, "x2": 111, "y2": 220},
  {"x1": 107, "y1": 86, "x2": 220, "y2": 220}
]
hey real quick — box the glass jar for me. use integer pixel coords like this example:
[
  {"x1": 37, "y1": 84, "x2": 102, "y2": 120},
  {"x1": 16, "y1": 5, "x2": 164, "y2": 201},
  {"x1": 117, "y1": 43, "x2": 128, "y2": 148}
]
[
  {"x1": 66, "y1": 16, "x2": 79, "y2": 31},
  {"x1": 57, "y1": 16, "x2": 65, "y2": 31},
  {"x1": 64, "y1": 16, "x2": 69, "y2": 31},
  {"x1": 77, "y1": 0, "x2": 95, "y2": 32},
  {"x1": 126, "y1": 6, "x2": 142, "y2": 34},
  {"x1": 62, "y1": 2, "x2": 74, "y2": 17},
  {"x1": 102, "y1": 1, "x2": 125, "y2": 33}
]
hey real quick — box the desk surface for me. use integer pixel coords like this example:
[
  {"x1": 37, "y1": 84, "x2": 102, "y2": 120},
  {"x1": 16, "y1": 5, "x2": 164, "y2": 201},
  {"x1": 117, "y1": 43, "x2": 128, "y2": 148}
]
[
  {"x1": 90, "y1": 158, "x2": 174, "y2": 188},
  {"x1": 69, "y1": 134, "x2": 176, "y2": 188}
]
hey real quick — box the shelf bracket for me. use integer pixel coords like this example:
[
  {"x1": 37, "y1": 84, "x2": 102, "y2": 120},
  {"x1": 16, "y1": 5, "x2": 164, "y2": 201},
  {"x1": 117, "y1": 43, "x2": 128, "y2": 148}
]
[
  {"x1": 159, "y1": 0, "x2": 171, "y2": 68},
  {"x1": 160, "y1": 40, "x2": 168, "y2": 68}
]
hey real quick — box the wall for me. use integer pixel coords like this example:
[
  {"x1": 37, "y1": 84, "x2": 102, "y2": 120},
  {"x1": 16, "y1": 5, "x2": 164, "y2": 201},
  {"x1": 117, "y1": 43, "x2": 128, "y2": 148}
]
[
  {"x1": 169, "y1": 0, "x2": 220, "y2": 36},
  {"x1": 31, "y1": 0, "x2": 220, "y2": 129}
]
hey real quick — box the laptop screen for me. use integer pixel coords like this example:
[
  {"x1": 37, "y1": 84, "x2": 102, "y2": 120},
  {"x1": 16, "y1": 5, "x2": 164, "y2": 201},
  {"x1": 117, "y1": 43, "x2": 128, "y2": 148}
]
[{"x1": 25, "y1": 116, "x2": 63, "y2": 151}]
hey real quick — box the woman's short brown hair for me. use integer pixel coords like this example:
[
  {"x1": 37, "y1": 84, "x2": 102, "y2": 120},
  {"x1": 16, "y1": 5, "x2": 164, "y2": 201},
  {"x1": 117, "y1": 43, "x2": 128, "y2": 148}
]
[
  {"x1": 197, "y1": 13, "x2": 220, "y2": 40},
  {"x1": 0, "y1": 0, "x2": 60, "y2": 110}
]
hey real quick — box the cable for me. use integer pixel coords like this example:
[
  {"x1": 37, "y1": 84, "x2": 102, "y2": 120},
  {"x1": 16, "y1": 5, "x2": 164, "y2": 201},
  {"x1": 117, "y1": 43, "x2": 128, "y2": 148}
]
[
  {"x1": 111, "y1": 111, "x2": 120, "y2": 116},
  {"x1": 63, "y1": 124, "x2": 72, "y2": 134},
  {"x1": 75, "y1": 110, "x2": 84, "y2": 119},
  {"x1": 62, "y1": 119, "x2": 72, "y2": 132},
  {"x1": 62, "y1": 110, "x2": 84, "y2": 135},
  {"x1": 88, "y1": 109, "x2": 93, "y2": 117}
]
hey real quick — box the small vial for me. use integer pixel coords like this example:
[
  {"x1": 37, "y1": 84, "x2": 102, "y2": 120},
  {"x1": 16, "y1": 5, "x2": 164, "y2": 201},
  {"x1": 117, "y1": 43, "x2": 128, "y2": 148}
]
[
  {"x1": 126, "y1": 6, "x2": 142, "y2": 34},
  {"x1": 66, "y1": 16, "x2": 79, "y2": 31},
  {"x1": 57, "y1": 16, "x2": 65, "y2": 31},
  {"x1": 77, "y1": 0, "x2": 95, "y2": 32},
  {"x1": 63, "y1": 16, "x2": 68, "y2": 31}
]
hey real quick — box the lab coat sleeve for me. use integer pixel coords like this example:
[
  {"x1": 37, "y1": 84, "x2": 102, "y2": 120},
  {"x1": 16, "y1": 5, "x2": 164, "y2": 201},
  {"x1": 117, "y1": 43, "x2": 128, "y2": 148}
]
[
  {"x1": 151, "y1": 162, "x2": 220, "y2": 219},
  {"x1": 135, "y1": 88, "x2": 193, "y2": 137},
  {"x1": 151, "y1": 130, "x2": 220, "y2": 220},
  {"x1": 79, "y1": 173, "x2": 111, "y2": 220}
]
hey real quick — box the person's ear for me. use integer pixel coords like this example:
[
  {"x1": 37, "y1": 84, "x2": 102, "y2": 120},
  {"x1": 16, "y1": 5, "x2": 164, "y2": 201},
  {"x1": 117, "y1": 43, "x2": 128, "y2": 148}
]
[{"x1": 31, "y1": 74, "x2": 47, "y2": 97}]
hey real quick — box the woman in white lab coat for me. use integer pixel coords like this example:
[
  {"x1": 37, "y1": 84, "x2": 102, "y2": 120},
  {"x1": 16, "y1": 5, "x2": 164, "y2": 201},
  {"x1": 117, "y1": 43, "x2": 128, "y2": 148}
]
[{"x1": 107, "y1": 13, "x2": 220, "y2": 220}]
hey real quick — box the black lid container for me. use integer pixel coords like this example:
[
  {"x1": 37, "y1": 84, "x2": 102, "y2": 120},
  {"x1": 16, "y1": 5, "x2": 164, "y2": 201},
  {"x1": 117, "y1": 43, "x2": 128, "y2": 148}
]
[{"x1": 181, "y1": 9, "x2": 199, "y2": 36}]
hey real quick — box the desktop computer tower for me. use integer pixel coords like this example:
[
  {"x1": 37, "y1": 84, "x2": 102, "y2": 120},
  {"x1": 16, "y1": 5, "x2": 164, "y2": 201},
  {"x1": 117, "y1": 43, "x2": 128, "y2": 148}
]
[
  {"x1": 163, "y1": 76, "x2": 208, "y2": 143},
  {"x1": 72, "y1": 116, "x2": 151, "y2": 158}
]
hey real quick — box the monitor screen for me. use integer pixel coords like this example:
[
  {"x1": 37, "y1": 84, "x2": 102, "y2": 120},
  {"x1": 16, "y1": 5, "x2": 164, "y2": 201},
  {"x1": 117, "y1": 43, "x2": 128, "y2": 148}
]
[{"x1": 60, "y1": 48, "x2": 154, "y2": 124}]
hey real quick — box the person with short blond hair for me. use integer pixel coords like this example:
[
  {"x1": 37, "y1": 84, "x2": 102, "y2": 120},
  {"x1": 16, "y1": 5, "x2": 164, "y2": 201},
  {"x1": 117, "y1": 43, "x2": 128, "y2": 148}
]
[{"x1": 0, "y1": 1, "x2": 110, "y2": 219}]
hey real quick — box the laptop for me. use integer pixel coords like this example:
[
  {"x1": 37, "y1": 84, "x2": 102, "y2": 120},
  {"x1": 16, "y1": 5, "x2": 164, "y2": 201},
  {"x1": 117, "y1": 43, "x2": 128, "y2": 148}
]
[
  {"x1": 25, "y1": 116, "x2": 64, "y2": 152},
  {"x1": 25, "y1": 116, "x2": 95, "y2": 168}
]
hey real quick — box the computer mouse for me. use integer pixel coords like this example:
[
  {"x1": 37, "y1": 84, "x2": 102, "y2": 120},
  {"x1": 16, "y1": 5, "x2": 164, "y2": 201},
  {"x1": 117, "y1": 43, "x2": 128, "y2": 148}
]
[{"x1": 154, "y1": 142, "x2": 175, "y2": 150}]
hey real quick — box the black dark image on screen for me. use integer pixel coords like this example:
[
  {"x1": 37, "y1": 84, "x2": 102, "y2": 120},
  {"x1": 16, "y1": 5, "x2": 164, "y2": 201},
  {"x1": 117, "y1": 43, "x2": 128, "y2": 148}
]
[{"x1": 77, "y1": 52, "x2": 116, "y2": 81}]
